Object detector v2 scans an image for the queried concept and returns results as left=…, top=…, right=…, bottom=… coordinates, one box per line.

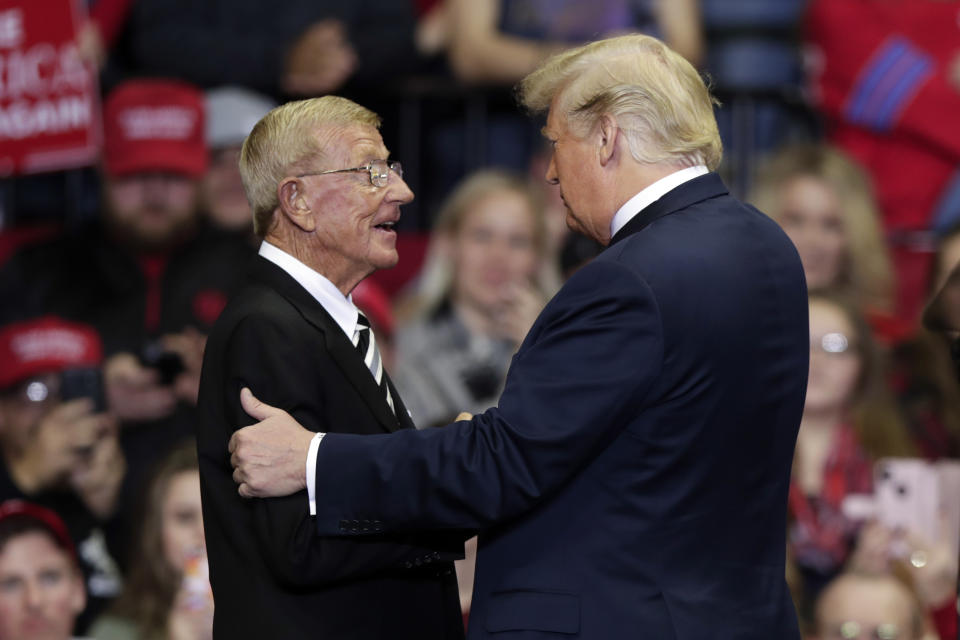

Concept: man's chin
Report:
left=373, top=251, right=400, bottom=271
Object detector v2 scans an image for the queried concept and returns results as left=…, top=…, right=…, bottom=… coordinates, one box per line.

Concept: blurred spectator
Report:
left=0, top=79, right=253, bottom=511
left=393, top=170, right=547, bottom=428
left=789, top=293, right=915, bottom=610
left=119, top=1, right=420, bottom=98
left=846, top=516, right=958, bottom=640
left=0, top=317, right=123, bottom=632
left=77, top=0, right=133, bottom=69
left=0, top=501, right=88, bottom=640
left=202, top=87, right=276, bottom=236
left=751, top=146, right=960, bottom=459
left=813, top=572, right=927, bottom=640
left=447, top=0, right=703, bottom=85
left=886, top=227, right=960, bottom=460
left=805, top=0, right=960, bottom=323
left=90, top=443, right=211, bottom=640
left=750, top=144, right=895, bottom=321
left=926, top=223, right=960, bottom=339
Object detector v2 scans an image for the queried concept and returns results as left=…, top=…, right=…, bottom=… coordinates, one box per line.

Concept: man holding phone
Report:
left=0, top=316, right=124, bottom=632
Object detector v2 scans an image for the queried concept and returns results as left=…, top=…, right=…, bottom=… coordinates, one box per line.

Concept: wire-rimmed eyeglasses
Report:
left=297, top=159, right=402, bottom=188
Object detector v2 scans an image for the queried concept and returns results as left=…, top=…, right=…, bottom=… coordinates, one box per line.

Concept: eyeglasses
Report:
left=297, top=159, right=402, bottom=188
left=825, top=621, right=901, bottom=639
left=811, top=332, right=856, bottom=355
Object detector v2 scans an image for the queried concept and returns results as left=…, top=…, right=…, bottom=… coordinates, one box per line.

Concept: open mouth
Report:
left=374, top=221, right=397, bottom=232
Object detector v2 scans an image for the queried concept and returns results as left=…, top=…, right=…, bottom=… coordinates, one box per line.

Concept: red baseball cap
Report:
left=103, top=79, right=209, bottom=178
left=0, top=317, right=103, bottom=390
left=0, top=500, right=77, bottom=561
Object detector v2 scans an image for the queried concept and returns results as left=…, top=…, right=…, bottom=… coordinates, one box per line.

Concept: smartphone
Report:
left=140, top=339, right=185, bottom=385
left=874, top=458, right=960, bottom=558
left=59, top=366, right=106, bottom=413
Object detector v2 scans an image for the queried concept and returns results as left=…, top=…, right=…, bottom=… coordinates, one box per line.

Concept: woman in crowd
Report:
left=789, top=293, right=915, bottom=621
left=888, top=225, right=960, bottom=459
left=90, top=442, right=212, bottom=640
left=750, top=144, right=895, bottom=320
left=394, top=170, right=548, bottom=429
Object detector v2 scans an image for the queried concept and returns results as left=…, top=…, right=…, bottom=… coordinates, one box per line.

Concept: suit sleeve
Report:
left=312, top=259, right=664, bottom=534
left=221, top=314, right=463, bottom=588
left=805, top=0, right=960, bottom=160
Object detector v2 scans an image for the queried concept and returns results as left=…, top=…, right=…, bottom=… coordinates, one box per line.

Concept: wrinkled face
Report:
left=0, top=532, right=85, bottom=640
left=777, top=175, right=848, bottom=291
left=543, top=103, right=610, bottom=245
left=160, top=471, right=205, bottom=571
left=105, top=172, right=199, bottom=249
left=451, top=190, right=539, bottom=311
left=300, top=124, right=414, bottom=291
left=806, top=299, right=862, bottom=415
left=817, top=577, right=917, bottom=640
left=202, top=146, right=252, bottom=231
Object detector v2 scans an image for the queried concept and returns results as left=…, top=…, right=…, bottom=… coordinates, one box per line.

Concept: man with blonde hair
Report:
left=231, top=35, right=809, bottom=638
left=196, top=95, right=465, bottom=639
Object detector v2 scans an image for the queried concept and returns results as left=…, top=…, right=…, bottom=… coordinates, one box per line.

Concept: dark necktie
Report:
left=353, top=312, right=395, bottom=415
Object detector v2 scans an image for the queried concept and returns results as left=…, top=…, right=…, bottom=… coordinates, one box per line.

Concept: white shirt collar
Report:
left=258, top=240, right=359, bottom=340
left=610, top=165, right=709, bottom=239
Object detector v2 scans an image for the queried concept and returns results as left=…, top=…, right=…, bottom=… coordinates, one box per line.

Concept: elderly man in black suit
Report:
left=196, top=96, right=464, bottom=639
left=229, top=35, right=810, bottom=639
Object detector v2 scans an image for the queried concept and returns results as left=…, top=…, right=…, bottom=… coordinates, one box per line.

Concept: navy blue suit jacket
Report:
left=313, top=174, right=809, bottom=638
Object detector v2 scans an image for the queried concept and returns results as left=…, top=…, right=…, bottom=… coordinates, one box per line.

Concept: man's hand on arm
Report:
left=229, top=388, right=314, bottom=499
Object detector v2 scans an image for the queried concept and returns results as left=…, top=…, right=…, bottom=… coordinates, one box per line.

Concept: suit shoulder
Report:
left=208, top=282, right=308, bottom=344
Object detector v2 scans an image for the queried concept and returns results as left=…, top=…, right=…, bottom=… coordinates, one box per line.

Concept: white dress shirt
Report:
left=258, top=241, right=358, bottom=516
left=609, top=165, right=709, bottom=239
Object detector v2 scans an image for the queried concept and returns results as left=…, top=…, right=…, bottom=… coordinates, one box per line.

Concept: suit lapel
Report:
left=609, top=173, right=729, bottom=246
left=248, top=256, right=405, bottom=433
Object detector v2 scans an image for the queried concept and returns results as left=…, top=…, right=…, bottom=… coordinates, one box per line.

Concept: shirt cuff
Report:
left=306, top=432, right=325, bottom=516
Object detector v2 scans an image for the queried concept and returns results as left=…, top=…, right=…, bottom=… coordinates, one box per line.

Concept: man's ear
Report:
left=597, top=115, right=619, bottom=167
left=277, top=178, right=317, bottom=233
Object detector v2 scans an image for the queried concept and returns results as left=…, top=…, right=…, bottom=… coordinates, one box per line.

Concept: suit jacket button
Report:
left=404, top=561, right=413, bottom=569
left=432, top=551, right=440, bottom=560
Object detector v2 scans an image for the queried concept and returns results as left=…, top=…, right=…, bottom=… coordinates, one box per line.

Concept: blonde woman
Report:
left=394, top=169, right=548, bottom=428
left=750, top=144, right=895, bottom=316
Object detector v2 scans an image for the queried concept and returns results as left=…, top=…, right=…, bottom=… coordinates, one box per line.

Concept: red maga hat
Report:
left=0, top=316, right=103, bottom=390
left=103, top=79, right=208, bottom=178
left=0, top=500, right=77, bottom=561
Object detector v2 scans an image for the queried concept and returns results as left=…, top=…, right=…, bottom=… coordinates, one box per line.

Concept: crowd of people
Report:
left=1, top=0, right=958, bottom=639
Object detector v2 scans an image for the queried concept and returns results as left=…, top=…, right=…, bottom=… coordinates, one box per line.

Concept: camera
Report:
left=140, top=340, right=186, bottom=385
left=60, top=366, right=107, bottom=413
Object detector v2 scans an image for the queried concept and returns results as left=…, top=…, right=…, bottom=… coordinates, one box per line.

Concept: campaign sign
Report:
left=0, top=0, right=99, bottom=176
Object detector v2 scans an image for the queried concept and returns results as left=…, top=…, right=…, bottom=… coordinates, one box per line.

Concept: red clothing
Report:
left=88, top=0, right=132, bottom=46
left=788, top=424, right=873, bottom=574
left=805, top=0, right=960, bottom=322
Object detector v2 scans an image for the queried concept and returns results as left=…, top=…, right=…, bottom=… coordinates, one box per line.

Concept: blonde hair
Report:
left=397, top=170, right=546, bottom=321
left=751, top=144, right=894, bottom=312
left=239, top=96, right=381, bottom=237
left=518, top=34, right=722, bottom=170
left=809, top=292, right=915, bottom=459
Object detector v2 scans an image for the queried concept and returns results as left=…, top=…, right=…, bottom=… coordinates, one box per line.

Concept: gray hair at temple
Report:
left=518, top=34, right=722, bottom=171
left=239, top=96, right=381, bottom=237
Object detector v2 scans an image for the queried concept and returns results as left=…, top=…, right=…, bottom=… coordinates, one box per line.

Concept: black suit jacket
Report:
left=311, top=174, right=808, bottom=638
left=197, top=256, right=465, bottom=639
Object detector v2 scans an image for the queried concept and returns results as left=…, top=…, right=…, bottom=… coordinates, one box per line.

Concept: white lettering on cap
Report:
left=119, top=106, right=196, bottom=141
left=11, top=329, right=88, bottom=363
